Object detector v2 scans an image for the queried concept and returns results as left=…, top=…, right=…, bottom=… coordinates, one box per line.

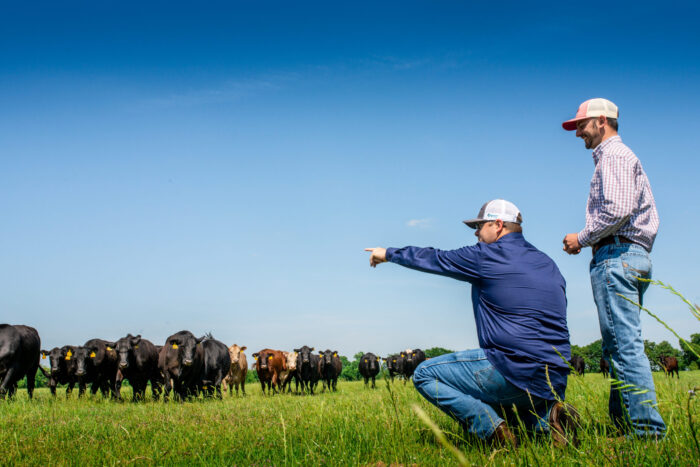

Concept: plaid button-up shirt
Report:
left=577, top=135, right=659, bottom=252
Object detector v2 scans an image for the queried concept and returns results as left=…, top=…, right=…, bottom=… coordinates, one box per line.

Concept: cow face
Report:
left=109, top=334, right=142, bottom=370
left=228, top=344, right=247, bottom=366
left=284, top=351, right=297, bottom=371
left=74, top=347, right=90, bottom=377
left=253, top=350, right=275, bottom=370
left=320, top=350, right=333, bottom=366
left=294, top=346, right=314, bottom=367
left=364, top=353, right=378, bottom=371
left=41, top=347, right=66, bottom=376
left=169, top=334, right=204, bottom=367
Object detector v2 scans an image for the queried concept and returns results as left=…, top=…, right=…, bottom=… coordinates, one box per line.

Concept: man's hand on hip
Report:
left=365, top=247, right=387, bottom=267
left=563, top=234, right=582, bottom=255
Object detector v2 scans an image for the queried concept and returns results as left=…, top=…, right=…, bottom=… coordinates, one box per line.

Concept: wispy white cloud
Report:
left=137, top=72, right=299, bottom=109
left=406, top=218, right=432, bottom=228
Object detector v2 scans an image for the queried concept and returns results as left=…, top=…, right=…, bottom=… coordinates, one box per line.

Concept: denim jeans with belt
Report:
left=590, top=240, right=666, bottom=436
left=413, top=349, right=554, bottom=440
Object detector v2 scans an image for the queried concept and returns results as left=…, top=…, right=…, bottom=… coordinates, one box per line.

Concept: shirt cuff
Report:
left=577, top=230, right=590, bottom=247
left=385, top=247, right=397, bottom=262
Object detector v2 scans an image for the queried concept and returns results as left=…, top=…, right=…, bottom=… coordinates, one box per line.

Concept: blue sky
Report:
left=2, top=1, right=699, bottom=358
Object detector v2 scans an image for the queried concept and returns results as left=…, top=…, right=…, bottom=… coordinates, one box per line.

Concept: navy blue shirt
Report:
left=386, top=232, right=570, bottom=400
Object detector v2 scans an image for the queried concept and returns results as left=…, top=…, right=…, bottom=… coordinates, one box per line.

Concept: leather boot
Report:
left=549, top=402, right=580, bottom=447
left=489, top=422, right=518, bottom=448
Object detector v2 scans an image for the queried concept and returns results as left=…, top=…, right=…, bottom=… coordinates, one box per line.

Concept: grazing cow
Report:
left=105, top=334, right=162, bottom=401
left=658, top=355, right=679, bottom=378
left=0, top=324, right=41, bottom=399
left=319, top=350, right=342, bottom=392
left=222, top=344, right=248, bottom=396
left=40, top=346, right=78, bottom=397
left=294, top=346, right=320, bottom=394
left=159, top=331, right=205, bottom=401
left=358, top=353, right=380, bottom=388
left=198, top=337, right=231, bottom=398
left=385, top=354, right=404, bottom=381
left=600, top=357, right=611, bottom=377
left=279, top=351, right=298, bottom=393
left=74, top=339, right=119, bottom=398
left=252, top=349, right=286, bottom=395
left=570, top=356, right=585, bottom=376
left=401, top=348, right=426, bottom=381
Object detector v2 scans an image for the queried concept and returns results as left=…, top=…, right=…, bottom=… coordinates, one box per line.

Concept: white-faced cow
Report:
left=105, top=334, right=163, bottom=402
left=358, top=352, right=380, bottom=388
left=279, top=351, right=298, bottom=393
left=319, top=349, right=342, bottom=392
left=294, top=346, right=320, bottom=394
left=222, top=344, right=248, bottom=396
left=40, top=345, right=78, bottom=398
left=159, top=331, right=205, bottom=402
left=0, top=324, right=41, bottom=399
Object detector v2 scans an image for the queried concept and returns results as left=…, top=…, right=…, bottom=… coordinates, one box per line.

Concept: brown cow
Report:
left=600, top=357, right=611, bottom=377
left=658, top=355, right=679, bottom=378
left=252, top=349, right=286, bottom=395
left=222, top=344, right=248, bottom=396
left=279, top=351, right=298, bottom=393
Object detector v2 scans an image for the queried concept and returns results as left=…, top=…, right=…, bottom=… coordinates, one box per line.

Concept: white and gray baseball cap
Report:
left=463, top=199, right=523, bottom=229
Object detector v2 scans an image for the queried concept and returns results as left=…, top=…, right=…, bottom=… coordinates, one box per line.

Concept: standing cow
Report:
left=106, top=334, right=162, bottom=401
left=384, top=354, right=404, bottom=382
left=658, top=355, right=679, bottom=378
left=600, top=357, right=611, bottom=377
left=159, top=331, right=205, bottom=402
left=401, top=348, right=426, bottom=381
left=74, top=339, right=119, bottom=398
left=198, top=337, right=231, bottom=398
left=279, top=351, right=298, bottom=393
left=294, top=346, right=320, bottom=394
left=570, top=356, right=585, bottom=376
left=222, top=344, right=248, bottom=396
left=319, top=350, right=342, bottom=392
left=358, top=352, right=380, bottom=388
left=40, top=346, right=78, bottom=398
left=0, top=324, right=41, bottom=399
left=252, top=349, right=286, bottom=395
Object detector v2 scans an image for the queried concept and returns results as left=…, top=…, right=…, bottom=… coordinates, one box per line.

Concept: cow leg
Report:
left=115, top=371, right=124, bottom=401
left=0, top=366, right=18, bottom=398
left=50, top=381, right=57, bottom=397
left=66, top=382, right=75, bottom=399
left=372, top=376, right=376, bottom=388
left=26, top=365, right=38, bottom=399
left=364, top=376, right=368, bottom=387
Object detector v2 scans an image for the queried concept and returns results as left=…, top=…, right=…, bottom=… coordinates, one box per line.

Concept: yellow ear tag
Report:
left=134, top=345, right=139, bottom=349
left=42, top=353, right=46, bottom=359
left=203, top=385, right=208, bottom=390
left=172, top=344, right=178, bottom=349
left=333, top=353, right=337, bottom=357
left=268, top=355, right=273, bottom=359
left=364, top=359, right=368, bottom=363
left=254, top=356, right=258, bottom=361
left=65, top=350, right=73, bottom=361
left=90, top=351, right=96, bottom=358
left=106, top=346, right=112, bottom=351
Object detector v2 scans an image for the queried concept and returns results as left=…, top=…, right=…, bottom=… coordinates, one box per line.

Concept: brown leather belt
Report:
left=592, top=235, right=635, bottom=255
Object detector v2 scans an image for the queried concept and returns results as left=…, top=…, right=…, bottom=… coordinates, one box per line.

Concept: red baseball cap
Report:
left=562, top=98, right=619, bottom=131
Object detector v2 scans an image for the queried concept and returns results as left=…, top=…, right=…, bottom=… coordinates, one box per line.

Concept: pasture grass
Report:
left=2, top=371, right=699, bottom=466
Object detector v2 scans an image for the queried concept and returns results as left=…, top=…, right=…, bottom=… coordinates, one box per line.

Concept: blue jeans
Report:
left=413, top=349, right=554, bottom=440
left=590, top=240, right=666, bottom=436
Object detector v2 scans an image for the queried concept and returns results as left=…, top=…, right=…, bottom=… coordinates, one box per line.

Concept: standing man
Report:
left=562, top=98, right=666, bottom=437
left=366, top=200, right=578, bottom=447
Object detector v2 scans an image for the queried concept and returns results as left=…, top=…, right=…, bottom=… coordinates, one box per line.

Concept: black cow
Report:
left=570, top=356, right=585, bottom=376
left=600, top=357, right=611, bottom=377
left=106, top=334, right=163, bottom=401
left=198, top=337, right=231, bottom=398
left=0, top=324, right=41, bottom=399
left=401, top=348, right=426, bottom=381
left=74, top=339, right=119, bottom=398
left=319, top=350, right=342, bottom=392
left=159, top=331, right=205, bottom=401
left=385, top=354, right=404, bottom=381
left=658, top=355, right=679, bottom=378
left=358, top=353, right=380, bottom=388
left=40, top=346, right=78, bottom=397
left=294, top=346, right=320, bottom=394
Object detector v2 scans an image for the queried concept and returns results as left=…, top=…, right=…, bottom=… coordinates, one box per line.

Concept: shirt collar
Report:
left=592, top=135, right=622, bottom=164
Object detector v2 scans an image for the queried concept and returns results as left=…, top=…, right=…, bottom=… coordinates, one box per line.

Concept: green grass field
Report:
left=2, top=371, right=699, bottom=466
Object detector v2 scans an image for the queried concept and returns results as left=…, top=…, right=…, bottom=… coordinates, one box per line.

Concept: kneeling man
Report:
left=366, top=199, right=578, bottom=447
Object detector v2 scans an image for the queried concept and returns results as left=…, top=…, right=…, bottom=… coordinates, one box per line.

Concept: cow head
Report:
left=228, top=344, right=247, bottom=366
left=253, top=349, right=276, bottom=371
left=294, top=346, right=314, bottom=367
left=107, top=334, right=142, bottom=370
left=320, top=349, right=334, bottom=366
left=168, top=332, right=204, bottom=367
left=284, top=351, right=297, bottom=371
left=363, top=353, right=378, bottom=371
left=74, top=347, right=90, bottom=377
left=41, top=347, right=64, bottom=376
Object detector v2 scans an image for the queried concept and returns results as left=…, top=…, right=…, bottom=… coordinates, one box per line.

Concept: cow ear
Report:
left=293, top=348, right=300, bottom=352
left=241, top=346, right=247, bottom=351
left=196, top=335, right=206, bottom=344
left=252, top=353, right=258, bottom=359
left=310, top=347, right=314, bottom=351
left=104, top=341, right=117, bottom=349
left=131, top=335, right=142, bottom=346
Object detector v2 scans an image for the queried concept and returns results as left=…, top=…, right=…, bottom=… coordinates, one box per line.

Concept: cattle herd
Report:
left=0, top=323, right=429, bottom=401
